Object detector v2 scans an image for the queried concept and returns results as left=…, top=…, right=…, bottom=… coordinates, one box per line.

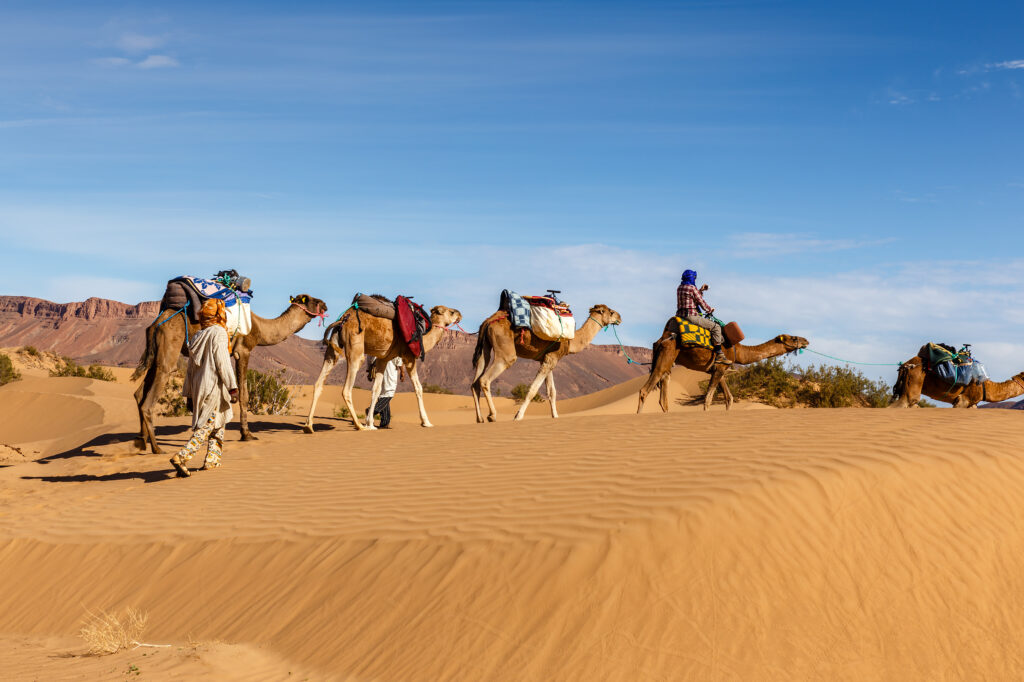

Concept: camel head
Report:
left=773, top=334, right=809, bottom=352
left=588, top=304, right=622, bottom=327
left=430, top=305, right=463, bottom=328
left=289, top=294, right=328, bottom=316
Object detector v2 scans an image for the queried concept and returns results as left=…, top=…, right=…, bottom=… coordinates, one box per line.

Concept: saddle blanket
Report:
left=499, top=290, right=531, bottom=329
left=524, top=296, right=574, bottom=341
left=674, top=317, right=713, bottom=349
left=395, top=295, right=432, bottom=359
left=164, top=276, right=253, bottom=336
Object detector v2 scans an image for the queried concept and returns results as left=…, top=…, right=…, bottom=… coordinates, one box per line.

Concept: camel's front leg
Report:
left=721, top=376, right=734, bottom=410
left=405, top=361, right=433, bottom=427
left=704, top=366, right=725, bottom=411
left=545, top=371, right=558, bottom=418
left=364, top=363, right=386, bottom=429
left=514, top=356, right=557, bottom=421
left=342, top=352, right=367, bottom=430
left=470, top=342, right=490, bottom=424
left=303, top=351, right=336, bottom=434
left=658, top=374, right=671, bottom=413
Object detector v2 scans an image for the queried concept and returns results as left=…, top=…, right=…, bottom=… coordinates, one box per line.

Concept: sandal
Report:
left=169, top=456, right=190, bottom=478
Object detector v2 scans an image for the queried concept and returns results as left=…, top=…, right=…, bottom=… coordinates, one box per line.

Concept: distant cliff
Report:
left=0, top=296, right=653, bottom=398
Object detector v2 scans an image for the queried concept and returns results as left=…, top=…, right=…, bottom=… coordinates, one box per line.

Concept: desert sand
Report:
left=1, top=367, right=1023, bottom=680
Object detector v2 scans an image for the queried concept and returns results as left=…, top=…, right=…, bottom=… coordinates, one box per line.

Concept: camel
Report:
left=636, top=320, right=809, bottom=412
left=891, top=346, right=1024, bottom=408
left=303, top=300, right=462, bottom=432
left=133, top=294, right=328, bottom=453
left=470, top=304, right=622, bottom=422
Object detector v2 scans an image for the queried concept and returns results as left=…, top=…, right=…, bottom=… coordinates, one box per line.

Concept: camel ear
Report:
left=289, top=296, right=295, bottom=303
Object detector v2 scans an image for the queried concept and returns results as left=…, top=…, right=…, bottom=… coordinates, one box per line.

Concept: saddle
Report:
left=160, top=273, right=253, bottom=324
left=395, top=296, right=432, bottom=360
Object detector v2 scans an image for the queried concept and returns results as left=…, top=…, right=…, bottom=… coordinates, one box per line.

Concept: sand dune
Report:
left=2, top=373, right=1024, bottom=680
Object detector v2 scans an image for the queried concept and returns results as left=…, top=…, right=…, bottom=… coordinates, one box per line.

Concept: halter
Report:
left=290, top=299, right=327, bottom=327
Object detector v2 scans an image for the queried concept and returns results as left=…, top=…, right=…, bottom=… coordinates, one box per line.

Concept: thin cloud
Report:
left=988, top=59, right=1024, bottom=71
left=728, top=233, right=894, bottom=258
left=117, top=32, right=165, bottom=52
left=93, top=57, right=132, bottom=67
left=137, top=55, right=179, bottom=69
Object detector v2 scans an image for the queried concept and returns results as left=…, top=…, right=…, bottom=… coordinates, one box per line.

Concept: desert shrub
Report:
left=918, top=397, right=937, bottom=408
left=158, top=371, right=189, bottom=416
left=422, top=383, right=453, bottom=394
left=511, top=383, right=544, bottom=403
left=246, top=368, right=293, bottom=415
left=333, top=406, right=365, bottom=420
left=21, top=345, right=40, bottom=357
left=50, top=356, right=116, bottom=381
left=0, top=354, right=20, bottom=386
left=79, top=607, right=148, bottom=656
left=714, top=359, right=892, bottom=408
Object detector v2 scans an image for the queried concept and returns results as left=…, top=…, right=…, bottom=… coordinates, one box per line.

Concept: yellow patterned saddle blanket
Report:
left=673, top=317, right=713, bottom=349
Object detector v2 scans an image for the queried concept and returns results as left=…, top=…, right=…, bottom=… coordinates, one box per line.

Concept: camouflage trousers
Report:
left=176, top=414, right=224, bottom=468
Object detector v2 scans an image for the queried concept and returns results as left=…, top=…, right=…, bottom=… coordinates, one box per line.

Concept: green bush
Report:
left=159, top=372, right=189, bottom=417
left=50, top=356, right=116, bottom=381
left=21, top=345, right=40, bottom=357
left=714, top=358, right=892, bottom=408
left=246, top=368, right=293, bottom=415
left=0, top=354, right=20, bottom=386
left=333, top=406, right=365, bottom=420
left=422, top=384, right=453, bottom=394
left=511, top=383, right=544, bottom=403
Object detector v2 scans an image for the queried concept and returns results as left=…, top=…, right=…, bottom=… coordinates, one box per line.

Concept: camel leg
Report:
left=721, top=376, right=734, bottom=410
left=704, top=366, right=725, bottom=411
left=514, top=356, right=558, bottom=421
left=477, top=357, right=512, bottom=423
left=470, top=341, right=491, bottom=424
left=137, top=319, right=184, bottom=454
left=658, top=374, right=671, bottom=413
left=303, top=350, right=336, bottom=434
left=546, top=371, right=558, bottom=418
left=638, top=342, right=678, bottom=414
left=405, top=360, right=433, bottom=428
left=364, top=363, right=386, bottom=430
left=235, top=349, right=257, bottom=441
left=341, top=350, right=366, bottom=431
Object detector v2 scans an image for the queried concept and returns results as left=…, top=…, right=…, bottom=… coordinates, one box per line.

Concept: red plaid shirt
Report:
left=676, top=283, right=711, bottom=316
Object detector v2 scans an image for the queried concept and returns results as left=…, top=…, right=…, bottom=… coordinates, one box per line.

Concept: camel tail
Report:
left=892, top=362, right=907, bottom=401
left=322, top=319, right=344, bottom=353
left=131, top=320, right=159, bottom=381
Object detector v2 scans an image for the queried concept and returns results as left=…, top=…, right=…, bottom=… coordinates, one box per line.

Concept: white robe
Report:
left=183, top=325, right=238, bottom=429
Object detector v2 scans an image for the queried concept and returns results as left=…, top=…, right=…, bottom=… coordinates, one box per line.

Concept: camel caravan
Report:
left=132, top=267, right=1020, bottom=460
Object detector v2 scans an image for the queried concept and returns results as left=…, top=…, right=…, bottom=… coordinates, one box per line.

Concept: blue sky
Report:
left=2, top=1, right=1023, bottom=381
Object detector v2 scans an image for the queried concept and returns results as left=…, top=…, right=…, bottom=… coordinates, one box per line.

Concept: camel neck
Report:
left=255, top=305, right=310, bottom=346
left=733, top=340, right=789, bottom=365
left=421, top=323, right=447, bottom=353
left=985, top=374, right=1024, bottom=402
left=568, top=317, right=602, bottom=354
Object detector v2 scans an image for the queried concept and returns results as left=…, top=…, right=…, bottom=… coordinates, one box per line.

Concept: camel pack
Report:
left=160, top=274, right=254, bottom=336
left=524, top=295, right=575, bottom=341
left=395, top=296, right=432, bottom=360
left=925, top=343, right=988, bottom=387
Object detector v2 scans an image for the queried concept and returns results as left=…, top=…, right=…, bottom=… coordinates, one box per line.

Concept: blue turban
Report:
left=681, top=270, right=697, bottom=286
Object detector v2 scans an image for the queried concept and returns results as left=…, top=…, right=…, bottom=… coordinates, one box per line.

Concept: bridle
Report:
left=290, top=298, right=327, bottom=326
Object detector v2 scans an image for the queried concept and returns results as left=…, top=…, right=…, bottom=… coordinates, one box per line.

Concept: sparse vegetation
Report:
left=79, top=608, right=148, bottom=656
left=918, top=397, right=938, bottom=408
left=246, top=368, right=293, bottom=415
left=511, top=383, right=545, bottom=403
left=50, top=356, right=116, bottom=381
left=159, top=371, right=189, bottom=416
left=422, top=384, right=453, bottom=394
left=0, top=354, right=20, bottom=386
left=702, top=358, right=893, bottom=408
left=333, top=406, right=365, bottom=420
left=20, top=345, right=40, bottom=357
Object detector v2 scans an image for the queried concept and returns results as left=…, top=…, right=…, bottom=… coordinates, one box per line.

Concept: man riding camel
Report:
left=676, top=269, right=732, bottom=365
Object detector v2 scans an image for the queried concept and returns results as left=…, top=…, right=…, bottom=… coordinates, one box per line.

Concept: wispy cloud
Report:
left=988, top=59, right=1024, bottom=71
left=116, top=32, right=166, bottom=52
left=93, top=57, right=132, bottom=67
left=137, top=55, right=179, bottom=69
left=727, top=233, right=893, bottom=258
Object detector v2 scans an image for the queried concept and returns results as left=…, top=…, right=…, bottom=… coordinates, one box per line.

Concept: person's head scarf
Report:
left=681, top=269, right=697, bottom=286
left=199, top=298, right=228, bottom=331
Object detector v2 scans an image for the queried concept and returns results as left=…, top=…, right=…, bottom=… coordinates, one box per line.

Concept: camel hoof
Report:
left=302, top=424, right=314, bottom=434
left=241, top=432, right=258, bottom=442
left=132, top=438, right=147, bottom=451
left=486, top=415, right=497, bottom=423
left=421, top=422, right=434, bottom=428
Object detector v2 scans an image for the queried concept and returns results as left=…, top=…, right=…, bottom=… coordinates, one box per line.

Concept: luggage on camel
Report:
left=926, top=342, right=982, bottom=387
left=723, top=321, right=745, bottom=347
left=159, top=272, right=254, bottom=336
left=351, top=293, right=396, bottom=320
left=673, top=317, right=713, bottom=348
left=499, top=290, right=531, bottom=329
left=395, top=295, right=432, bottom=360
left=524, top=295, right=574, bottom=341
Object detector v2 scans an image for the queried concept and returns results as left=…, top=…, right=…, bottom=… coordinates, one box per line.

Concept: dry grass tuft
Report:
left=79, top=607, right=149, bottom=656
